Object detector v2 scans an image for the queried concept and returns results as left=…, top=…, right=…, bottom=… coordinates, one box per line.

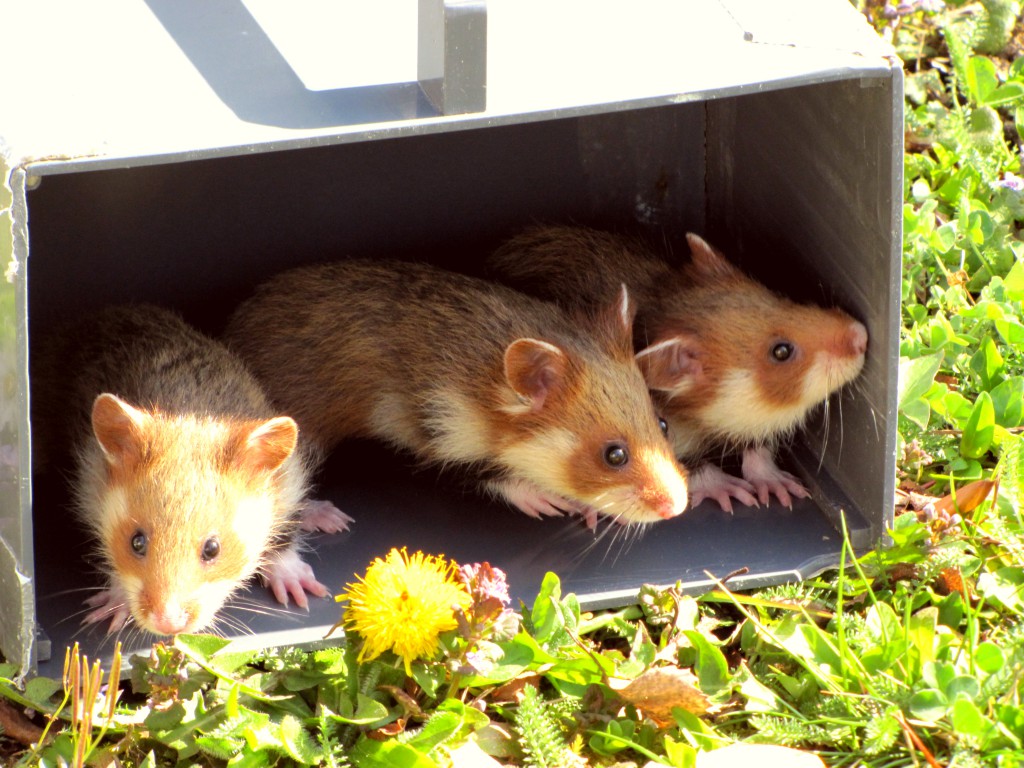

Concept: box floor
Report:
left=31, top=440, right=857, bottom=675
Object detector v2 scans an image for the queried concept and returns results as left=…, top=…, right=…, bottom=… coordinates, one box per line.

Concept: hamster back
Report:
left=225, top=259, right=689, bottom=526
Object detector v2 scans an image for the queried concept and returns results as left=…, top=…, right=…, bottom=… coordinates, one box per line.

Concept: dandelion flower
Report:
left=336, top=548, right=472, bottom=674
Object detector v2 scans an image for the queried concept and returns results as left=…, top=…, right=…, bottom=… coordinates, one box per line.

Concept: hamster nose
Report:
left=148, top=602, right=195, bottom=636
left=847, top=321, right=868, bottom=357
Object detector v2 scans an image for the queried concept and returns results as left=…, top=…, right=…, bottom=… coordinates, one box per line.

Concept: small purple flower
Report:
left=993, top=173, right=1024, bottom=192
left=919, top=0, right=944, bottom=12
left=881, top=4, right=900, bottom=19
left=458, top=562, right=512, bottom=607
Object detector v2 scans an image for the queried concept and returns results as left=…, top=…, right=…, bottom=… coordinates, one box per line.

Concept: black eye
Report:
left=771, top=342, right=794, bottom=362
left=658, top=417, right=669, bottom=437
left=130, top=530, right=147, bottom=557
left=604, top=443, right=629, bottom=468
left=201, top=537, right=220, bottom=562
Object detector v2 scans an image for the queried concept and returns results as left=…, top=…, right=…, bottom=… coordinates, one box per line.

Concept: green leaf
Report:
left=995, top=318, right=1024, bottom=345
left=909, top=688, right=948, bottom=722
left=351, top=736, right=441, bottom=767
left=975, top=641, right=1006, bottom=674
left=969, top=335, right=1004, bottom=389
left=174, top=634, right=233, bottom=661
left=734, top=662, right=781, bottom=713
left=407, top=711, right=463, bottom=753
left=1003, top=259, right=1024, bottom=301
left=458, top=636, right=536, bottom=687
left=902, top=397, right=932, bottom=431
left=899, top=354, right=943, bottom=411
left=278, top=714, right=321, bottom=764
left=977, top=567, right=1024, bottom=612
left=529, top=572, right=563, bottom=643
left=907, top=607, right=938, bottom=675
left=931, top=222, right=957, bottom=252
left=951, top=696, right=989, bottom=737
left=24, top=677, right=63, bottom=708
left=986, top=83, right=1024, bottom=107
left=966, top=56, right=999, bottom=104
left=332, top=692, right=391, bottom=725
left=991, top=377, right=1024, bottom=427
left=145, top=701, right=188, bottom=732
left=961, top=391, right=996, bottom=459
left=228, top=749, right=275, bottom=768
left=682, top=630, right=730, bottom=697
left=945, top=675, right=981, bottom=701
left=196, top=735, right=244, bottom=761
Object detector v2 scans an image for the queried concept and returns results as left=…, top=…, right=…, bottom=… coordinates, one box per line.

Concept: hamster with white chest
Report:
left=488, top=225, right=868, bottom=512
left=32, top=304, right=352, bottom=636
left=223, top=259, right=689, bottom=529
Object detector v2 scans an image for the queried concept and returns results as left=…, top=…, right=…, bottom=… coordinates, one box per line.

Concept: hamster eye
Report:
left=771, top=342, right=795, bottom=362
left=657, top=417, right=669, bottom=437
left=130, top=530, right=147, bottom=557
left=604, top=443, right=630, bottom=468
left=201, top=537, right=221, bottom=563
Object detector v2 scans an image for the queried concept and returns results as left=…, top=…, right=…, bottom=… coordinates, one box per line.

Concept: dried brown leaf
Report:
left=608, top=666, right=709, bottom=723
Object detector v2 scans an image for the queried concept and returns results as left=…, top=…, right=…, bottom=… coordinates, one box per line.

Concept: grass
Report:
left=7, top=1, right=1024, bottom=766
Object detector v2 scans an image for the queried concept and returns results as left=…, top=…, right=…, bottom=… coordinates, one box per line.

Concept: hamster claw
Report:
left=262, top=547, right=331, bottom=609
left=688, top=462, right=758, bottom=513
left=82, top=589, right=131, bottom=634
left=299, top=498, right=354, bottom=533
left=741, top=447, right=811, bottom=510
left=486, top=477, right=574, bottom=519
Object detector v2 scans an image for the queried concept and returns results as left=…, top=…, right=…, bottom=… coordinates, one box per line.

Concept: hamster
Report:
left=31, top=305, right=352, bottom=636
left=487, top=225, right=868, bottom=512
left=223, top=259, right=689, bottom=528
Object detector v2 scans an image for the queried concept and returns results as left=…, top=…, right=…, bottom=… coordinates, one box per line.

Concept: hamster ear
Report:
left=235, top=417, right=299, bottom=474
left=686, top=233, right=740, bottom=281
left=613, top=284, right=635, bottom=334
left=635, top=335, right=704, bottom=392
left=91, top=393, right=151, bottom=469
left=592, top=284, right=636, bottom=353
left=504, top=338, right=567, bottom=412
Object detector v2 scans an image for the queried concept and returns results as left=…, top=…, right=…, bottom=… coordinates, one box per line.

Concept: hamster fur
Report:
left=32, top=305, right=351, bottom=636
left=224, top=259, right=689, bottom=528
left=488, top=225, right=868, bottom=511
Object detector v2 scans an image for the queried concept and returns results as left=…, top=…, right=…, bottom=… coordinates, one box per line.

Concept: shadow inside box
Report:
left=30, top=438, right=848, bottom=675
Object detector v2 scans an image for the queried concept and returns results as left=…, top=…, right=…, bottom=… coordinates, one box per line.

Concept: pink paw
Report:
left=83, top=586, right=131, bottom=634
left=261, top=547, right=329, bottom=609
left=487, top=477, right=582, bottom=519
left=688, top=462, right=758, bottom=513
left=299, top=498, right=354, bottom=534
left=742, top=447, right=811, bottom=509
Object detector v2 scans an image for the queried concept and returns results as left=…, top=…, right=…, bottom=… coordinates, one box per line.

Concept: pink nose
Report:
left=148, top=603, right=194, bottom=636
left=847, top=321, right=868, bottom=357
left=657, top=498, right=685, bottom=519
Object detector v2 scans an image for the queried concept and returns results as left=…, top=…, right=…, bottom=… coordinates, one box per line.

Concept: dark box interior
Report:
left=25, top=86, right=899, bottom=673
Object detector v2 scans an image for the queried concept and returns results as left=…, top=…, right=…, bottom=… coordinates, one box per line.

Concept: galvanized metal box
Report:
left=0, top=0, right=902, bottom=675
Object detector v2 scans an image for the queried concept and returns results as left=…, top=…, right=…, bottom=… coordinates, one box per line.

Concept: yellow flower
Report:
left=335, top=548, right=472, bottom=674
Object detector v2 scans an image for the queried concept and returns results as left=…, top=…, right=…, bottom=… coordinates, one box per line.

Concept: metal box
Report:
left=0, top=0, right=902, bottom=675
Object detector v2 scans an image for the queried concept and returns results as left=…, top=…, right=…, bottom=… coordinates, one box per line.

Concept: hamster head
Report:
left=86, top=393, right=300, bottom=636
left=496, top=286, right=689, bottom=525
left=636, top=234, right=868, bottom=453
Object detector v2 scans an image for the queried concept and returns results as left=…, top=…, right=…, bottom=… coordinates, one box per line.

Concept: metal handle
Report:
left=418, top=0, right=487, bottom=115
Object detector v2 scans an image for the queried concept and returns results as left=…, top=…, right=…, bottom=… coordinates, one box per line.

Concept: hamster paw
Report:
left=688, top=462, right=758, bottom=513
left=486, top=477, right=578, bottom=519
left=741, top=446, right=811, bottom=509
left=299, top=499, right=354, bottom=534
left=262, top=547, right=330, bottom=609
left=82, top=588, right=131, bottom=634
